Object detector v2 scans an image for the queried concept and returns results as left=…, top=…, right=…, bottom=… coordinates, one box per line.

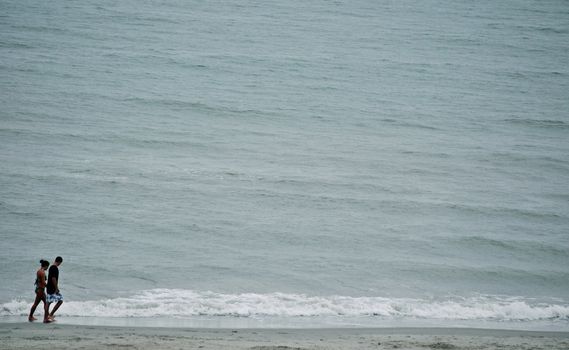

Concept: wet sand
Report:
left=1, top=323, right=568, bottom=349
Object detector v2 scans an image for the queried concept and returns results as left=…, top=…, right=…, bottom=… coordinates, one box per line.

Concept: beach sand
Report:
left=1, top=323, right=568, bottom=350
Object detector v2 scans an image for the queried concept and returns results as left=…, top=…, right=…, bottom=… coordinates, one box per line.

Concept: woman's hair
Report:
left=40, top=259, right=50, bottom=268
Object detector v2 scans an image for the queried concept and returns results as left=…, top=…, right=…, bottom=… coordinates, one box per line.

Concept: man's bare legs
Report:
left=48, top=300, right=63, bottom=320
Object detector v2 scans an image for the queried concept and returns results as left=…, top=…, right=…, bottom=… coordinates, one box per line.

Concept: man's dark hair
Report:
left=55, top=256, right=63, bottom=263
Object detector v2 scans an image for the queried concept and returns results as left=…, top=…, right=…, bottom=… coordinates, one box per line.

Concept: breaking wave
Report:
left=2, top=289, right=568, bottom=322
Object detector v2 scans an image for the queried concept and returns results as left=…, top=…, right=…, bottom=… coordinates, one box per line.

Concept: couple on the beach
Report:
left=28, top=256, right=64, bottom=323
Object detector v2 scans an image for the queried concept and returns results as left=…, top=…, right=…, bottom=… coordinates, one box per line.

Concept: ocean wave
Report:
left=2, top=290, right=568, bottom=321
left=453, top=236, right=569, bottom=258
left=504, top=118, right=569, bottom=128
left=121, top=97, right=269, bottom=116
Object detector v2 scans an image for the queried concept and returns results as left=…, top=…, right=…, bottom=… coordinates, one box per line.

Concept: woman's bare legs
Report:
left=29, top=291, right=51, bottom=323
left=28, top=293, right=41, bottom=321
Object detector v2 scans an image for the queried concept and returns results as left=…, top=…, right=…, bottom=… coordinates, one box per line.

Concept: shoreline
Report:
left=1, top=323, right=568, bottom=350
left=3, top=314, right=568, bottom=332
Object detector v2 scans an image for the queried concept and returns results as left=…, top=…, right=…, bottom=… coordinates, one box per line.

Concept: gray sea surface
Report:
left=1, top=0, right=569, bottom=327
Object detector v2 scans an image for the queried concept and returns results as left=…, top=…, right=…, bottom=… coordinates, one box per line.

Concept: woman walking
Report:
left=28, top=260, right=52, bottom=323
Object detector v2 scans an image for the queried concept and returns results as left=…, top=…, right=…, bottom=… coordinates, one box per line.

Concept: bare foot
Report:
left=48, top=315, right=56, bottom=320
left=43, top=319, right=53, bottom=324
left=28, top=317, right=37, bottom=322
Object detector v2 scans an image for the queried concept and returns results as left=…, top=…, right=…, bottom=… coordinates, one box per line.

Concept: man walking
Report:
left=46, top=256, right=64, bottom=320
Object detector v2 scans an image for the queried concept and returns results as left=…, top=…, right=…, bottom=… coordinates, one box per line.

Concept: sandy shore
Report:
left=1, top=323, right=568, bottom=350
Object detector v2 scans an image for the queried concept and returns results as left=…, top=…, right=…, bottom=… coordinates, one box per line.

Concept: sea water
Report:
left=1, top=0, right=569, bottom=330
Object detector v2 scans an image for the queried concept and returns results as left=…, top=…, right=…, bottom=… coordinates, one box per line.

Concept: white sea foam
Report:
left=2, top=289, right=568, bottom=321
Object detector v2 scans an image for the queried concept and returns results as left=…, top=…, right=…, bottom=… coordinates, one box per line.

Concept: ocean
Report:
left=1, top=0, right=568, bottom=330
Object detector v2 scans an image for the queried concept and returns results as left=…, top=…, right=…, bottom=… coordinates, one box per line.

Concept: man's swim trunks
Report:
left=47, top=293, right=63, bottom=303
